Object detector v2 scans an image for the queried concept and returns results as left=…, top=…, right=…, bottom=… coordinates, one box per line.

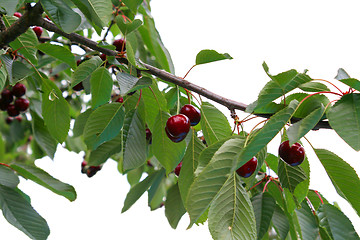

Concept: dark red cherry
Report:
left=116, top=97, right=123, bottom=103
left=86, top=165, right=102, bottom=178
left=165, top=127, right=186, bottom=143
left=12, top=83, right=26, bottom=97
left=145, top=128, right=152, bottom=142
left=1, top=89, right=14, bottom=104
left=100, top=53, right=107, bottom=61
left=5, top=117, right=13, bottom=124
left=7, top=104, right=20, bottom=117
left=72, top=82, right=84, bottom=91
left=165, top=114, right=190, bottom=142
left=236, top=157, right=258, bottom=178
left=180, top=104, right=201, bottom=126
left=0, top=98, right=10, bottom=111
left=113, top=39, right=126, bottom=52
left=278, top=140, right=305, bottom=166
left=14, top=98, right=29, bottom=111
left=15, top=116, right=22, bottom=122
left=174, top=162, right=182, bottom=176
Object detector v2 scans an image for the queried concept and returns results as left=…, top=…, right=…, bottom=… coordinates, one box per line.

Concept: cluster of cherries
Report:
left=0, top=83, right=29, bottom=124
left=235, top=140, right=305, bottom=178
left=165, top=104, right=201, bottom=143
left=81, top=160, right=102, bottom=178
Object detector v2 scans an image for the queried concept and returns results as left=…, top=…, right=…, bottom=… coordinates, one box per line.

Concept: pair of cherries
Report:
left=235, top=140, right=305, bottom=178
left=165, top=104, right=201, bottom=143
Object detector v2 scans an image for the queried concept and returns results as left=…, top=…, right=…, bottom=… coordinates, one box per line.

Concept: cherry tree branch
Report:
left=0, top=6, right=331, bottom=130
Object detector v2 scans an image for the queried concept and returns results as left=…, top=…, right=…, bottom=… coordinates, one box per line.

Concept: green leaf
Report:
left=72, top=56, right=103, bottom=87
left=31, top=111, right=58, bottom=159
left=335, top=68, right=351, bottom=80
left=328, top=93, right=360, bottom=151
left=116, top=71, right=139, bottom=95
left=208, top=173, right=256, bottom=240
left=122, top=169, right=164, bottom=213
left=69, top=0, right=113, bottom=28
left=287, top=104, right=325, bottom=145
left=254, top=64, right=311, bottom=110
left=121, top=0, right=143, bottom=14
left=84, top=103, right=125, bottom=150
left=11, top=163, right=76, bottom=201
left=0, top=64, right=7, bottom=91
left=0, top=185, right=50, bottom=240
left=41, top=0, right=81, bottom=33
left=90, top=67, right=113, bottom=108
left=251, top=192, right=276, bottom=240
left=314, top=148, right=360, bottom=218
left=116, top=16, right=142, bottom=35
left=195, top=49, right=233, bottom=65
left=0, top=55, right=12, bottom=88
left=3, top=16, right=38, bottom=65
left=187, top=138, right=245, bottom=226
left=37, top=43, right=77, bottom=69
left=338, top=78, right=360, bottom=92
left=165, top=183, right=186, bottom=229
left=138, top=16, right=175, bottom=73
left=318, top=204, right=360, bottom=240
left=151, top=111, right=186, bottom=174
left=178, top=129, right=205, bottom=208
left=0, top=165, right=19, bottom=188
left=235, top=100, right=298, bottom=171
left=295, top=201, right=319, bottom=240
left=122, top=108, right=147, bottom=171
left=11, top=61, right=32, bottom=84
left=307, top=190, right=328, bottom=210
left=272, top=205, right=289, bottom=240
left=73, top=108, right=93, bottom=137
left=200, top=102, right=232, bottom=145
left=0, top=0, right=20, bottom=15
left=88, top=132, right=121, bottom=166
left=298, top=81, right=330, bottom=92
left=42, top=77, right=70, bottom=143
left=278, top=160, right=307, bottom=193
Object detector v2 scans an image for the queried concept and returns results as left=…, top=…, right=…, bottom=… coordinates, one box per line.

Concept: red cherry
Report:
left=32, top=26, right=43, bottom=38
left=100, top=53, right=107, bottom=61
left=165, top=114, right=190, bottom=142
left=81, top=160, right=88, bottom=173
left=12, top=83, right=26, bottom=97
left=14, top=98, right=29, bottom=111
left=236, top=157, right=258, bottom=178
left=279, top=140, right=305, bottom=166
left=165, top=127, right=186, bottom=143
left=73, top=82, right=84, bottom=91
left=116, top=97, right=123, bottom=103
left=145, top=128, right=152, bottom=142
left=86, top=165, right=102, bottom=178
left=113, top=39, right=126, bottom=52
left=13, top=12, right=22, bottom=18
left=174, top=162, right=182, bottom=176
left=7, top=104, right=20, bottom=117
left=0, top=98, right=10, bottom=111
left=180, top=104, right=201, bottom=126
left=1, top=89, right=14, bottom=104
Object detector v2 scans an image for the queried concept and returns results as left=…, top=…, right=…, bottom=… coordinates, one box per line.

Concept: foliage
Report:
left=0, top=0, right=359, bottom=239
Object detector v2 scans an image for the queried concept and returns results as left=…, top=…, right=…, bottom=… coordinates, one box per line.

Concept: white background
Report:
left=1, top=0, right=360, bottom=239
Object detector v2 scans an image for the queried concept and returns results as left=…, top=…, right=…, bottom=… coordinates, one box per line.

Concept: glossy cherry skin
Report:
left=145, top=128, right=152, bottom=142
left=33, top=26, right=43, bottom=38
left=7, top=104, right=20, bottom=117
left=113, top=39, right=126, bottom=52
left=165, top=114, right=190, bottom=142
left=116, top=97, right=124, bottom=103
left=100, top=53, right=107, bottom=61
left=12, top=83, right=26, bottom=97
left=278, top=140, right=305, bottom=166
left=165, top=127, right=187, bottom=143
left=174, top=162, right=182, bottom=176
left=236, top=157, right=258, bottom=178
left=1, top=89, right=14, bottom=104
left=14, top=98, right=29, bottom=111
left=13, top=12, right=22, bottom=18
left=180, top=104, right=201, bottom=126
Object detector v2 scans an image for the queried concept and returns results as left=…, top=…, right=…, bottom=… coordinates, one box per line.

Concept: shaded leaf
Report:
left=37, top=43, right=77, bottom=69
left=116, top=16, right=142, bottom=35
left=295, top=201, right=319, bottom=240
left=90, top=67, right=113, bottom=108
left=88, top=132, right=121, bottom=166
left=71, top=56, right=103, bottom=87
left=0, top=165, right=19, bottom=188
left=165, top=183, right=186, bottom=229
left=278, top=160, right=307, bottom=193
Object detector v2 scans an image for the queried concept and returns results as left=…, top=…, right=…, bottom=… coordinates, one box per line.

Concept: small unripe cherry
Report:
left=180, top=104, right=201, bottom=126
left=236, top=157, right=258, bottom=178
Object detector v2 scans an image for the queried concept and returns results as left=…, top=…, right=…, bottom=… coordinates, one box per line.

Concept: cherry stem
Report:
left=313, top=78, right=345, bottom=94
left=183, top=64, right=196, bottom=79
left=136, top=89, right=142, bottom=108
left=249, top=176, right=266, bottom=191
left=262, top=178, right=272, bottom=192
left=0, top=162, right=11, bottom=168
left=305, top=196, right=317, bottom=216
left=314, top=190, right=324, bottom=204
